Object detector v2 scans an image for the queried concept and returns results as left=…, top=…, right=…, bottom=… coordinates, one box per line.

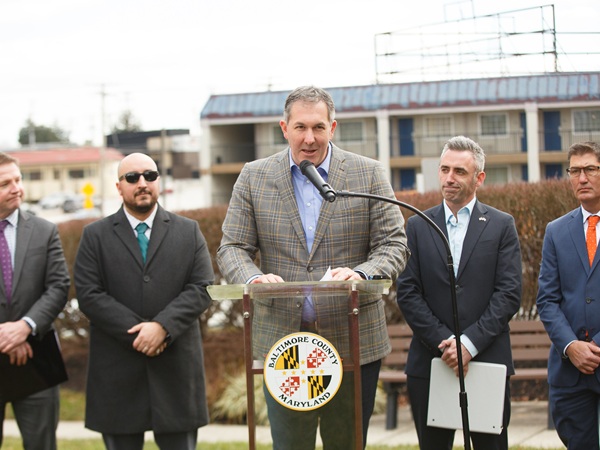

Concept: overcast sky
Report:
left=1, top=0, right=599, bottom=149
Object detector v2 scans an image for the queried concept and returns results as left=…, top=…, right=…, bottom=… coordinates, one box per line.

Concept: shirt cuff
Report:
left=460, top=334, right=478, bottom=358
left=355, top=270, right=368, bottom=280
left=22, top=316, right=37, bottom=336
left=246, top=274, right=262, bottom=284
left=564, top=340, right=576, bottom=358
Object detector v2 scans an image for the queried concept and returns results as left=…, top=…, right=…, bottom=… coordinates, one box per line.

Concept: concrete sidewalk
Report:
left=4, top=401, right=564, bottom=448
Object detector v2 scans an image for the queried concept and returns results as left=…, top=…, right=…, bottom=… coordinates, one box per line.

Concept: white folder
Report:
left=427, top=357, right=506, bottom=434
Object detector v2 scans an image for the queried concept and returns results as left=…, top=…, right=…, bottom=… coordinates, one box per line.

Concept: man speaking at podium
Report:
left=217, top=86, right=409, bottom=449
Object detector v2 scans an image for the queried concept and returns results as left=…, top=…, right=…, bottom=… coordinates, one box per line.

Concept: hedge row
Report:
left=55, top=178, right=578, bottom=337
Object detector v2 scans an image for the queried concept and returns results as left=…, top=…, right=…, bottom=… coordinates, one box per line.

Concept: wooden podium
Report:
left=208, top=279, right=391, bottom=450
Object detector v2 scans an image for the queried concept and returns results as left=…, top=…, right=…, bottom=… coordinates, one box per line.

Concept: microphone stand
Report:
left=335, top=189, right=472, bottom=450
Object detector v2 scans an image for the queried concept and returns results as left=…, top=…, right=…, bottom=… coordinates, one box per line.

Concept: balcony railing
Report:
left=210, top=129, right=600, bottom=167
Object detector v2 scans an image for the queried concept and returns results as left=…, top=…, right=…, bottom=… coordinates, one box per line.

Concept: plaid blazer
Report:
left=217, top=145, right=409, bottom=364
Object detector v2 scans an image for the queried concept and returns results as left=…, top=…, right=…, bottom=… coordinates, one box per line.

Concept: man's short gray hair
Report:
left=283, top=86, right=336, bottom=123
left=441, top=135, right=486, bottom=173
left=567, top=141, right=600, bottom=163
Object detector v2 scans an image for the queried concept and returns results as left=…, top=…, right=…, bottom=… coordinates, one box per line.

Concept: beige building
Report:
left=9, top=142, right=211, bottom=214
left=200, top=72, right=600, bottom=205
left=9, top=146, right=123, bottom=205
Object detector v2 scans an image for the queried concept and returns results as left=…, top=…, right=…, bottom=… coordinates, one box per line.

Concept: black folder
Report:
left=0, top=329, right=68, bottom=402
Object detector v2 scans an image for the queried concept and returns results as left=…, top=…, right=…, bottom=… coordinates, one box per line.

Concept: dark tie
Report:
left=136, top=222, right=149, bottom=263
left=586, top=215, right=599, bottom=267
left=0, top=220, right=13, bottom=304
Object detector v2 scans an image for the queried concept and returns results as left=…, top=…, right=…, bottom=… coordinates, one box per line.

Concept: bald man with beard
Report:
left=75, top=153, right=214, bottom=450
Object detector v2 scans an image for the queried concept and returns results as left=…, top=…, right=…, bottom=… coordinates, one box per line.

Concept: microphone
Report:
left=299, top=160, right=336, bottom=202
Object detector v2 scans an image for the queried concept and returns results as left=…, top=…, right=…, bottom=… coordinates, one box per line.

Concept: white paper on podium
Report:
left=427, top=357, right=507, bottom=434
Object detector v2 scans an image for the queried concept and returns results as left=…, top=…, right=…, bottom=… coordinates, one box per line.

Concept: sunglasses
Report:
left=118, top=170, right=160, bottom=184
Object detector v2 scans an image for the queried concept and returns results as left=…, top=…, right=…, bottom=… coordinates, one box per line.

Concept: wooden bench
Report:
left=379, top=323, right=412, bottom=430
left=379, top=320, right=553, bottom=430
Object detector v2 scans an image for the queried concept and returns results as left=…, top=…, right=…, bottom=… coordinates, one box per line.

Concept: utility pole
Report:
left=160, top=128, right=167, bottom=209
left=99, top=84, right=107, bottom=217
left=27, top=115, right=36, bottom=147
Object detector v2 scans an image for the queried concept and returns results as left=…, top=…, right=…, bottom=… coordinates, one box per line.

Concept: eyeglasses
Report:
left=566, top=166, right=600, bottom=178
left=118, top=170, right=160, bottom=184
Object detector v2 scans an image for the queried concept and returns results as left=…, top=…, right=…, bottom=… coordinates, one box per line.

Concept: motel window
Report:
left=337, top=122, right=364, bottom=142
left=273, top=126, right=287, bottom=145
left=484, top=166, right=509, bottom=185
left=68, top=169, right=85, bottom=179
left=574, top=110, right=600, bottom=133
left=22, top=171, right=42, bottom=181
left=425, top=116, right=453, bottom=138
left=481, top=114, right=508, bottom=136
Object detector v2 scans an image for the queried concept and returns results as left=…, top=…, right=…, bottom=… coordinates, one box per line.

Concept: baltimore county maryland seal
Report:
left=264, top=332, right=343, bottom=411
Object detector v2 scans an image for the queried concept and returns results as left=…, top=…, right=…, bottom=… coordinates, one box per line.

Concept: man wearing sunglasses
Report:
left=74, top=152, right=214, bottom=450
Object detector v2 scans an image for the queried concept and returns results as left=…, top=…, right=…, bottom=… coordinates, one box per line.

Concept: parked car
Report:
left=38, top=192, right=74, bottom=209
left=62, top=194, right=102, bottom=214
left=62, top=195, right=84, bottom=213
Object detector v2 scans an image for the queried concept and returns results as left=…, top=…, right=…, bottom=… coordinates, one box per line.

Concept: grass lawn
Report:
left=0, top=439, right=564, bottom=450
left=2, top=390, right=563, bottom=450
left=4, top=389, right=85, bottom=421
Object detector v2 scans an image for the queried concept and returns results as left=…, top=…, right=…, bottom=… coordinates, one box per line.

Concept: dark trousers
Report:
left=407, top=375, right=511, bottom=450
left=264, top=359, right=381, bottom=450
left=102, top=430, right=198, bottom=450
left=0, top=385, right=59, bottom=450
left=549, top=373, right=600, bottom=450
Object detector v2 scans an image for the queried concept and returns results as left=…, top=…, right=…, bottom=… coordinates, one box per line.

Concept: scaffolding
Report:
left=374, top=3, right=600, bottom=84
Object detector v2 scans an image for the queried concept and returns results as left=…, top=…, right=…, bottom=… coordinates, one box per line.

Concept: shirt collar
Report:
left=444, top=197, right=476, bottom=224
left=124, top=205, right=158, bottom=231
left=289, top=142, right=332, bottom=176
left=581, top=206, right=600, bottom=223
left=4, top=209, right=19, bottom=227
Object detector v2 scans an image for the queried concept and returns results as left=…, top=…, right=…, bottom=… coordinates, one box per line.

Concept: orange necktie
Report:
left=586, top=215, right=599, bottom=267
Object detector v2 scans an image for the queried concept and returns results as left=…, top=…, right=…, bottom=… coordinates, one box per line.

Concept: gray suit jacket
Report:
left=397, top=201, right=522, bottom=378
left=74, top=205, right=214, bottom=434
left=0, top=210, right=69, bottom=334
left=217, top=145, right=409, bottom=364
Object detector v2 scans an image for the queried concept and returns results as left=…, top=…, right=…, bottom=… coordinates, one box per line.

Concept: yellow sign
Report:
left=82, top=183, right=95, bottom=209
left=82, top=183, right=95, bottom=196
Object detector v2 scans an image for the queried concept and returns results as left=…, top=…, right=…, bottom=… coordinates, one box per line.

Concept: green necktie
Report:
left=135, top=222, right=149, bottom=263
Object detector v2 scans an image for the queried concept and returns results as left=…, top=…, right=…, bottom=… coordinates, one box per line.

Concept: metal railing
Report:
left=209, top=129, right=600, bottom=166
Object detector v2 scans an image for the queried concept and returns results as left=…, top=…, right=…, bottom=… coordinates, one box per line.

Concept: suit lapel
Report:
left=311, top=146, right=343, bottom=258
left=429, top=204, right=451, bottom=264
left=458, top=201, right=488, bottom=278
left=568, top=209, right=591, bottom=273
left=274, top=151, right=309, bottom=253
left=113, top=207, right=145, bottom=268
left=12, top=211, right=33, bottom=296
left=145, top=206, right=169, bottom=265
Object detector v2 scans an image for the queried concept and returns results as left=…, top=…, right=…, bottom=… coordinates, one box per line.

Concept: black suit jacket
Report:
left=75, top=205, right=214, bottom=434
left=397, top=200, right=522, bottom=378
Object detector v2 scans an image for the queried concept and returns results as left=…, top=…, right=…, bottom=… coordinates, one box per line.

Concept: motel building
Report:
left=200, top=72, right=600, bottom=206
